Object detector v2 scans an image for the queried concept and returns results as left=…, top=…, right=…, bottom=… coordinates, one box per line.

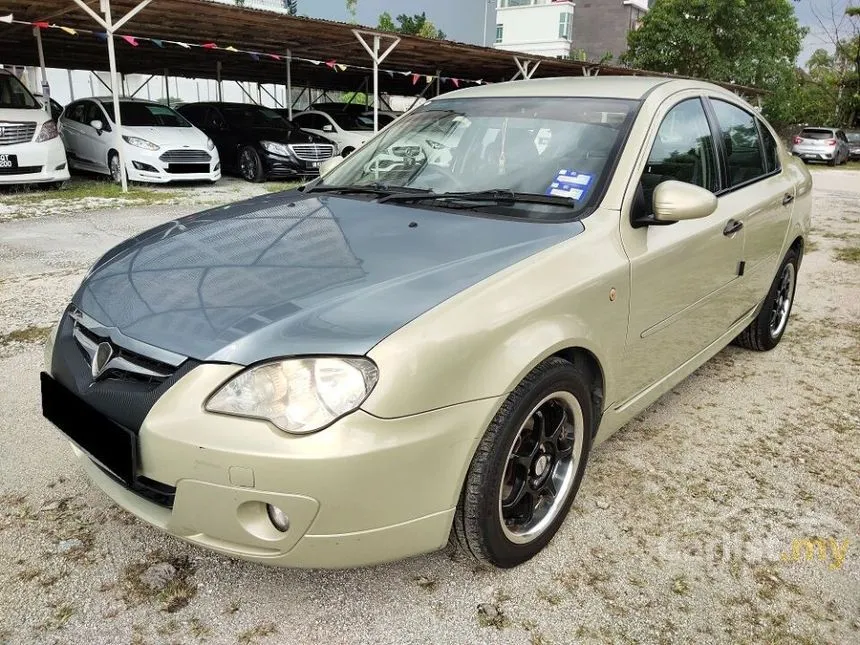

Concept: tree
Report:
left=346, top=0, right=358, bottom=22
left=377, top=11, right=446, bottom=39
left=622, top=0, right=806, bottom=90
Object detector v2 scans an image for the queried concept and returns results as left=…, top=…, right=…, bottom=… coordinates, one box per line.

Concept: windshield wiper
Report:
left=378, top=189, right=577, bottom=209
left=304, top=183, right=432, bottom=197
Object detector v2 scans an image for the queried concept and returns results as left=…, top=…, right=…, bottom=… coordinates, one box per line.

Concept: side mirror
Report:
left=90, top=119, right=104, bottom=134
left=634, top=180, right=717, bottom=227
left=319, top=155, right=345, bottom=176
left=322, top=124, right=335, bottom=133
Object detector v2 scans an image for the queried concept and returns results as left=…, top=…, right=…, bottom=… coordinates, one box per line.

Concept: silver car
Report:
left=791, top=127, right=850, bottom=165
left=846, top=130, right=860, bottom=160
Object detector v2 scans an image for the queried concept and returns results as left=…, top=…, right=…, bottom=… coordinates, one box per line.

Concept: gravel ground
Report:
left=0, top=170, right=858, bottom=645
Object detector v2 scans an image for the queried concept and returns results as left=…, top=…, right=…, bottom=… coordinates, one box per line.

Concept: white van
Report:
left=0, top=69, right=69, bottom=187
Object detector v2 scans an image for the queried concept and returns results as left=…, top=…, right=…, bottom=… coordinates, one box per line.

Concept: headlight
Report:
left=35, top=121, right=59, bottom=142
left=260, top=140, right=291, bottom=157
left=206, top=137, right=215, bottom=151
left=122, top=135, right=159, bottom=151
left=205, top=357, right=378, bottom=434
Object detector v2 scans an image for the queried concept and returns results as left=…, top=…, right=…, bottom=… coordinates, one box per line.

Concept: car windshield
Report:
left=221, top=105, right=288, bottom=129
left=846, top=131, right=860, bottom=143
left=799, top=129, right=835, bottom=140
left=0, top=73, right=39, bottom=109
left=329, top=112, right=376, bottom=131
left=102, top=102, right=191, bottom=127
left=316, top=96, right=638, bottom=219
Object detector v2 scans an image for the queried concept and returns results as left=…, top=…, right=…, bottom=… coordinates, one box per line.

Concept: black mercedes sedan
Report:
left=177, top=102, right=336, bottom=182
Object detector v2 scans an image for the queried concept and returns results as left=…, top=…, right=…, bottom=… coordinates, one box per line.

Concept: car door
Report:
left=59, top=101, right=85, bottom=162
left=706, top=98, right=795, bottom=309
left=617, top=95, right=746, bottom=401
left=204, top=108, right=241, bottom=171
left=77, top=100, right=110, bottom=169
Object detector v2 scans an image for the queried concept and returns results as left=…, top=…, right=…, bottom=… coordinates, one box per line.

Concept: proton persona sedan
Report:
left=41, top=77, right=811, bottom=569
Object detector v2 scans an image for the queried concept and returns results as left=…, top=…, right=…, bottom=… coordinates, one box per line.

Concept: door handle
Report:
left=782, top=193, right=795, bottom=206
left=723, top=219, right=743, bottom=236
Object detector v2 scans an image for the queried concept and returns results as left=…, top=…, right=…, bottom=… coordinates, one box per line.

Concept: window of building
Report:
left=559, top=12, right=572, bottom=40
left=710, top=99, right=767, bottom=188
left=495, top=24, right=504, bottom=43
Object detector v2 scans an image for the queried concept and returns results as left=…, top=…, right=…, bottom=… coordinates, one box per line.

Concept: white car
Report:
left=291, top=110, right=373, bottom=155
left=0, top=69, right=70, bottom=187
left=59, top=98, right=220, bottom=184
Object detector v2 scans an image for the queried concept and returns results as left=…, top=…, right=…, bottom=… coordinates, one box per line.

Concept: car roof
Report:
left=439, top=76, right=730, bottom=101
left=76, top=97, right=169, bottom=106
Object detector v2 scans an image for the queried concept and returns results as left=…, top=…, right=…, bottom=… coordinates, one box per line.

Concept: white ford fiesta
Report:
left=59, top=97, right=221, bottom=184
left=0, top=69, right=70, bottom=187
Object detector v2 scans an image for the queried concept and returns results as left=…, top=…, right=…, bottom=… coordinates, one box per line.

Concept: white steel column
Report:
left=512, top=56, right=541, bottom=81
left=286, top=50, right=293, bottom=120
left=71, top=0, right=153, bottom=192
left=353, top=30, right=400, bottom=133
left=33, top=27, right=50, bottom=111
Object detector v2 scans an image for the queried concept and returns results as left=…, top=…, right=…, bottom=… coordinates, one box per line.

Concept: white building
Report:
left=493, top=0, right=650, bottom=62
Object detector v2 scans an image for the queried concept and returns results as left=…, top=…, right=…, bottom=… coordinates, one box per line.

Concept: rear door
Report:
left=618, top=94, right=746, bottom=400
left=706, top=98, right=794, bottom=309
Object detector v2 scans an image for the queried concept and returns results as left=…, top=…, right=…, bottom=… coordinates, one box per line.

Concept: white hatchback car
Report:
left=290, top=110, right=373, bottom=156
left=0, top=69, right=69, bottom=187
left=59, top=98, right=220, bottom=184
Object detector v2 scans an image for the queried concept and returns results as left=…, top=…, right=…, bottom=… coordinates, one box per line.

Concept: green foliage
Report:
left=345, top=0, right=358, bottom=21
left=623, top=0, right=805, bottom=90
left=341, top=91, right=369, bottom=105
left=377, top=11, right=446, bottom=39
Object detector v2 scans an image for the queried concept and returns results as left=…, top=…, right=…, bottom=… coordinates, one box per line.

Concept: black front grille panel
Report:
left=50, top=310, right=199, bottom=434
left=73, top=323, right=175, bottom=385
left=159, top=149, right=211, bottom=163
left=0, top=165, right=41, bottom=175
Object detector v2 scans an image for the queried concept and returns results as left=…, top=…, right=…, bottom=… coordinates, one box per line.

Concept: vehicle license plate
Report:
left=0, top=154, right=17, bottom=168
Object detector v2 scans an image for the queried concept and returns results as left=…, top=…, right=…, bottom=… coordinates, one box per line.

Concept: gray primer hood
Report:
left=74, top=192, right=583, bottom=365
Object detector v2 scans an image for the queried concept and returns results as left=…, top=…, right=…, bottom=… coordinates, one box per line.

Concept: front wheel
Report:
left=453, top=357, right=594, bottom=568
left=108, top=151, right=124, bottom=183
left=238, top=146, right=265, bottom=183
left=734, top=248, right=799, bottom=351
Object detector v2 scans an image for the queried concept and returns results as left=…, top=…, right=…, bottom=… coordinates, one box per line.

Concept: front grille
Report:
left=166, top=163, right=210, bottom=174
left=74, top=323, right=175, bottom=385
left=159, top=149, right=211, bottom=163
left=0, top=122, right=37, bottom=146
left=289, top=143, right=335, bottom=162
left=0, top=165, right=41, bottom=175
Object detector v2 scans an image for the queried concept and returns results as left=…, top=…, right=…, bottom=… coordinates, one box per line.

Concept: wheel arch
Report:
left=551, top=346, right=605, bottom=437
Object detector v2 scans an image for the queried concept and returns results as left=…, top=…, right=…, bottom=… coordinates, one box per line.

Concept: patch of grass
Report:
left=121, top=552, right=197, bottom=613
left=38, top=605, right=74, bottom=631
left=413, top=575, right=437, bottom=592
left=804, top=238, right=819, bottom=253
left=834, top=246, right=860, bottom=264
left=809, top=160, right=860, bottom=171
left=264, top=181, right=303, bottom=194
left=537, top=587, right=563, bottom=606
left=238, top=622, right=278, bottom=644
left=672, top=575, right=690, bottom=595
left=188, top=617, right=211, bottom=640
left=1, top=179, right=179, bottom=206
left=0, top=325, right=52, bottom=347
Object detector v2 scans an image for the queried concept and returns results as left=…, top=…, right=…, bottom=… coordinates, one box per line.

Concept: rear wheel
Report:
left=734, top=248, right=799, bottom=351
left=453, top=357, right=593, bottom=568
left=238, top=146, right=265, bottom=183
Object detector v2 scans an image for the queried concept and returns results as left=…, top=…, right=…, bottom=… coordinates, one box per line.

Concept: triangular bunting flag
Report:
left=59, top=26, right=77, bottom=36
left=325, top=60, right=336, bottom=69
left=0, top=14, right=13, bottom=24
left=412, top=73, right=420, bottom=85
left=249, top=52, right=260, bottom=61
left=174, top=41, right=191, bottom=48
left=95, top=31, right=108, bottom=41
left=33, top=21, right=50, bottom=29
left=225, top=45, right=238, bottom=52
left=268, top=53, right=281, bottom=61
left=386, top=71, right=394, bottom=78
left=426, top=75, right=433, bottom=84
left=308, top=60, right=321, bottom=65
left=151, top=38, right=164, bottom=47
left=452, top=78, right=460, bottom=88
left=121, top=35, right=138, bottom=46
left=202, top=42, right=217, bottom=49
left=336, top=64, right=347, bottom=72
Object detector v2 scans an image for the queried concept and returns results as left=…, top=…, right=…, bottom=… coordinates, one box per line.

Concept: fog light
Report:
left=55, top=163, right=67, bottom=171
left=266, top=504, right=290, bottom=532
left=214, top=162, right=221, bottom=171
left=132, top=160, right=159, bottom=172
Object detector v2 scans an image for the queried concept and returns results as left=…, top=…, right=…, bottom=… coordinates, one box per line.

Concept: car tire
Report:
left=239, top=146, right=265, bottom=183
left=734, top=247, right=799, bottom=352
left=108, top=151, right=124, bottom=184
left=453, top=357, right=594, bottom=568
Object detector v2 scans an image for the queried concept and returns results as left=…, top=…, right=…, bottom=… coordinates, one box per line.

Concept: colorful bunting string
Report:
left=0, top=13, right=486, bottom=88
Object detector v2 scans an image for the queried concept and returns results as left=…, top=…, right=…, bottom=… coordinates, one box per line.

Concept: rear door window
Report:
left=757, top=121, right=781, bottom=174
left=709, top=99, right=766, bottom=188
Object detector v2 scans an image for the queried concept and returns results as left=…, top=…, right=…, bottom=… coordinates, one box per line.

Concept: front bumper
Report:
left=260, top=151, right=325, bottom=178
left=0, top=137, right=69, bottom=185
left=124, top=144, right=221, bottom=184
left=58, top=363, right=500, bottom=568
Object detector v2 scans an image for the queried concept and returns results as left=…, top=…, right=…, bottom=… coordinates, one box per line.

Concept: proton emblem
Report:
left=91, top=342, right=114, bottom=379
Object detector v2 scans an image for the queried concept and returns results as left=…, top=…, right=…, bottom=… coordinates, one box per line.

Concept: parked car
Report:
left=845, top=130, right=860, bottom=160
left=290, top=109, right=373, bottom=155
left=179, top=102, right=335, bottom=182
left=791, top=127, right=850, bottom=165
left=34, top=93, right=64, bottom=122
left=0, top=69, right=69, bottom=187
left=41, top=77, right=811, bottom=569
left=59, top=98, right=220, bottom=184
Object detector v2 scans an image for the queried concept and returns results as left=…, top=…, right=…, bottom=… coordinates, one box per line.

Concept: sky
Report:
left=300, top=0, right=853, bottom=65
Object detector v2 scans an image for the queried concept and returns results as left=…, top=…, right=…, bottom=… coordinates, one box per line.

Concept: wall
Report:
left=494, top=0, right=575, bottom=59
left=572, top=0, right=646, bottom=63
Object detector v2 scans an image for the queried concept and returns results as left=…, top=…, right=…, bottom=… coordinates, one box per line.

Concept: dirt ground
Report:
left=0, top=170, right=857, bottom=645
